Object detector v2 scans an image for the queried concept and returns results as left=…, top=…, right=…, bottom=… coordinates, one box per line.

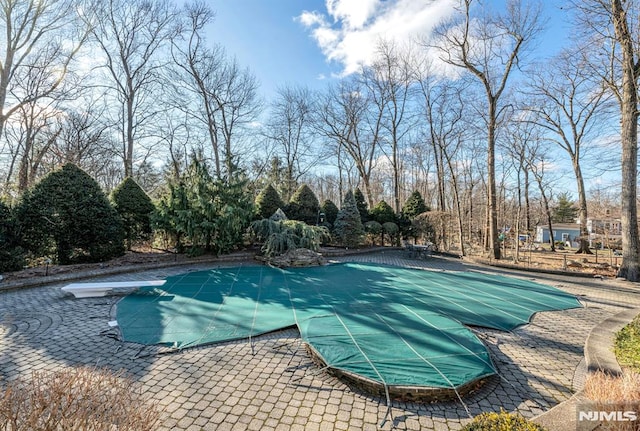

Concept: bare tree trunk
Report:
left=574, top=160, right=593, bottom=254
left=125, top=92, right=135, bottom=178
left=487, top=101, right=500, bottom=259
left=445, top=152, right=465, bottom=256
left=524, top=169, right=531, bottom=233
left=612, top=0, right=640, bottom=281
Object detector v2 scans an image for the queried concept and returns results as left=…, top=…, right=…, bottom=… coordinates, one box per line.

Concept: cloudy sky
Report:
left=207, top=0, right=570, bottom=98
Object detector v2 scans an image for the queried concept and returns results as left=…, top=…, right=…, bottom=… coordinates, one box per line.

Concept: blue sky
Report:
left=207, top=0, right=573, bottom=100
left=207, top=0, right=334, bottom=97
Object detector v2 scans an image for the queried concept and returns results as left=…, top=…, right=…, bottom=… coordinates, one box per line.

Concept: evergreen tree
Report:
left=111, top=177, right=155, bottom=249
left=0, top=201, right=25, bottom=272
left=402, top=191, right=428, bottom=219
left=16, top=164, right=124, bottom=264
left=320, top=199, right=339, bottom=227
left=153, top=180, right=188, bottom=252
left=287, top=184, right=320, bottom=225
left=153, top=158, right=254, bottom=255
left=370, top=200, right=396, bottom=224
left=333, top=190, right=364, bottom=247
left=354, top=188, right=369, bottom=223
left=255, top=184, right=285, bottom=219
left=552, top=192, right=578, bottom=223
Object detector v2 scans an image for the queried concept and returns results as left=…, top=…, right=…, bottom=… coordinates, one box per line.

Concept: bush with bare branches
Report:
left=0, top=367, right=160, bottom=431
left=583, top=371, right=640, bottom=431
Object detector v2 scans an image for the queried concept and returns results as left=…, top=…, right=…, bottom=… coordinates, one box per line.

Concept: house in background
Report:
left=587, top=214, right=622, bottom=248
left=535, top=223, right=581, bottom=246
left=535, top=213, right=622, bottom=248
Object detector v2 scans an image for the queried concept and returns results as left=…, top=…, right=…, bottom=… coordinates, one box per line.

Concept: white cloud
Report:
left=326, top=0, right=380, bottom=30
left=298, top=0, right=458, bottom=76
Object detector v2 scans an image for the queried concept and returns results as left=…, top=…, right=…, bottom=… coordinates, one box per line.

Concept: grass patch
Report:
left=615, top=313, right=640, bottom=372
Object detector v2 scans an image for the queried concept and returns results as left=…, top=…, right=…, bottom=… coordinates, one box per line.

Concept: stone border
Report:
left=532, top=307, right=640, bottom=431
left=303, top=343, right=492, bottom=403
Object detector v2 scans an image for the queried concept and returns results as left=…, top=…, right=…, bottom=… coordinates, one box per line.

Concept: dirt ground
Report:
left=467, top=244, right=621, bottom=278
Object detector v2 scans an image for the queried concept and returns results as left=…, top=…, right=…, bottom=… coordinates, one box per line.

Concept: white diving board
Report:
left=62, top=280, right=166, bottom=298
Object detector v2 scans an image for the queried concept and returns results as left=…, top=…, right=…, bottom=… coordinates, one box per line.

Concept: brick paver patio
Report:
left=1, top=250, right=639, bottom=430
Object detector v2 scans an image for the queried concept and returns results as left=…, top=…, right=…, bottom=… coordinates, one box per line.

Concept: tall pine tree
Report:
left=354, top=188, right=369, bottom=223
left=333, top=190, right=364, bottom=248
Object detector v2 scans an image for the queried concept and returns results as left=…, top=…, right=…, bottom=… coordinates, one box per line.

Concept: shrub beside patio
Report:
left=461, top=409, right=548, bottom=431
left=0, top=367, right=160, bottom=431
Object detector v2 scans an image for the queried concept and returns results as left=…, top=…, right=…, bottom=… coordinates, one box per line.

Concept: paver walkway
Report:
left=1, top=250, right=639, bottom=430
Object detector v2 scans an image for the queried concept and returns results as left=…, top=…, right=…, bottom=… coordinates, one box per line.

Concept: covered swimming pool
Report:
left=116, top=262, right=581, bottom=397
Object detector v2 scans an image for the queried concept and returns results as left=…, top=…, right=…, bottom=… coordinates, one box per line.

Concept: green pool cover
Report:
left=116, top=262, right=581, bottom=389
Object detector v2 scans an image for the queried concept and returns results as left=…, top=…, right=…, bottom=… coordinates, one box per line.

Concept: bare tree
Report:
left=43, top=100, right=122, bottom=183
left=0, top=0, right=86, bottom=140
left=316, top=78, right=383, bottom=208
left=433, top=0, right=543, bottom=259
left=572, top=0, right=640, bottom=280
left=264, top=85, right=318, bottom=201
left=525, top=48, right=613, bottom=254
left=170, top=2, right=261, bottom=180
left=502, top=115, right=540, bottom=260
left=364, top=41, right=416, bottom=213
left=415, top=59, right=469, bottom=254
left=528, top=154, right=557, bottom=252
left=89, top=0, right=177, bottom=178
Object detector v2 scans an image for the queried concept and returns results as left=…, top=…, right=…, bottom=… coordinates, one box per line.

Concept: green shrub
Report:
left=153, top=158, right=254, bottom=255
left=461, top=410, right=547, bottom=431
left=402, top=190, right=428, bottom=219
left=354, top=188, right=369, bottom=223
left=333, top=190, right=364, bottom=248
left=255, top=184, right=285, bottom=219
left=412, top=212, right=437, bottom=245
left=364, top=220, right=382, bottom=246
left=16, top=164, right=124, bottom=264
left=287, top=184, right=320, bottom=225
left=0, top=201, right=25, bottom=272
left=111, top=177, right=155, bottom=249
left=320, top=199, right=339, bottom=227
left=615, top=313, right=640, bottom=372
left=249, top=218, right=329, bottom=257
left=370, top=200, right=396, bottom=224
left=382, top=222, right=399, bottom=246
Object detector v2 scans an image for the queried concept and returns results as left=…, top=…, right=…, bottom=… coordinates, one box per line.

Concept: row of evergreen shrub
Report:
left=1, top=164, right=156, bottom=270
left=0, top=161, right=433, bottom=271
